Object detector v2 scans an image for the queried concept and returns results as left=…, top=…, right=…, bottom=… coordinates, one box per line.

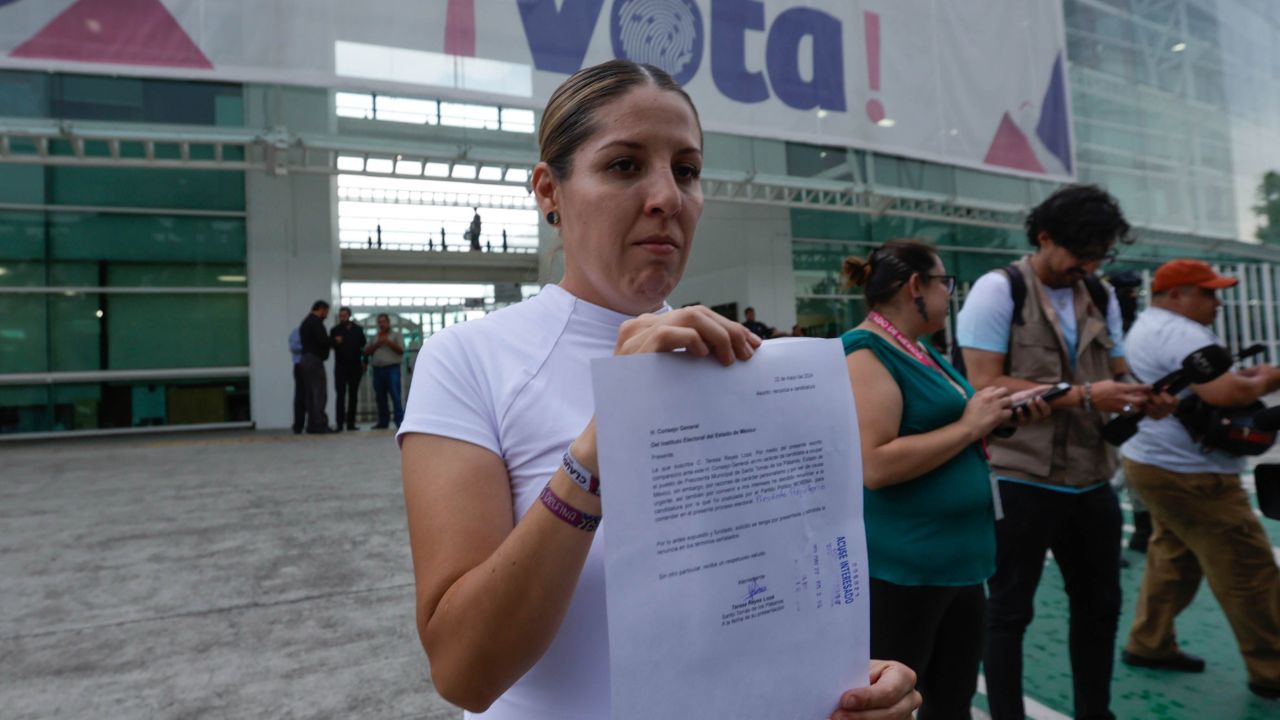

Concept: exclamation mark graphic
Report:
left=445, top=0, right=476, bottom=57
left=864, top=12, right=885, bottom=123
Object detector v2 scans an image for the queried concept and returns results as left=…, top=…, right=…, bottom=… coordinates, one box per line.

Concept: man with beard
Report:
left=957, top=185, right=1176, bottom=720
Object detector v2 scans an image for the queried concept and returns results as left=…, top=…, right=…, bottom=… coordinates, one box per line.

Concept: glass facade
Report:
left=0, top=71, right=244, bottom=126
left=788, top=0, right=1280, bottom=338
left=1, top=3, right=1277, bottom=431
left=0, top=74, right=248, bottom=434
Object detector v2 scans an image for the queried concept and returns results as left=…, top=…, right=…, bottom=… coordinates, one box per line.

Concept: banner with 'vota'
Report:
left=0, top=0, right=1075, bottom=181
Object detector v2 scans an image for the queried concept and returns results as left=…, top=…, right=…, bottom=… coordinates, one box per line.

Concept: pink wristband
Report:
left=539, top=485, right=602, bottom=532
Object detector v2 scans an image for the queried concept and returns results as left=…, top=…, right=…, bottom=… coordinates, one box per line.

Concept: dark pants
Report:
left=984, top=482, right=1122, bottom=720
left=372, top=365, right=403, bottom=427
left=299, top=354, right=330, bottom=432
left=292, top=362, right=306, bottom=432
left=870, top=579, right=986, bottom=720
left=334, top=363, right=363, bottom=429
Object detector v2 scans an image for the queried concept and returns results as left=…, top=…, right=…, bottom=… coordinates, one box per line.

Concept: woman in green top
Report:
left=842, top=240, right=1050, bottom=720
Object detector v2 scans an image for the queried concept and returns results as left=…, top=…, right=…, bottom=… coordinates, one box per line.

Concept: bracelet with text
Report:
left=539, top=484, right=602, bottom=532
left=562, top=448, right=600, bottom=496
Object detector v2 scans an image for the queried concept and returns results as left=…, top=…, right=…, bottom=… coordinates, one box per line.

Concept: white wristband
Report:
left=563, top=448, right=600, bottom=496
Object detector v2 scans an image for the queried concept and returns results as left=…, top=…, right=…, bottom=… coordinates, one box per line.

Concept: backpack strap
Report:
left=1083, top=274, right=1111, bottom=318
left=1001, top=265, right=1027, bottom=326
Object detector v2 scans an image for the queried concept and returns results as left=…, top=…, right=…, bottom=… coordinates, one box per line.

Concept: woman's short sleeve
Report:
left=397, top=328, right=502, bottom=458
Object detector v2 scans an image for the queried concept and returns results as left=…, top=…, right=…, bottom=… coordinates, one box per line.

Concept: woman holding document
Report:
left=842, top=241, right=1050, bottom=719
left=398, top=60, right=919, bottom=720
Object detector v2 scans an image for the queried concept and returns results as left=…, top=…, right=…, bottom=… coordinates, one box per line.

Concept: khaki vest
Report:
left=987, top=256, right=1117, bottom=487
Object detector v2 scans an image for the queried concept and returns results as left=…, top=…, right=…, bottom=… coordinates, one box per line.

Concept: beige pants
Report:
left=1123, top=458, right=1280, bottom=689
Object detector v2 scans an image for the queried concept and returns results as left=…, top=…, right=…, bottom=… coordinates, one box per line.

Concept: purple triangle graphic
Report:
left=11, top=0, right=212, bottom=69
left=1036, top=52, right=1072, bottom=174
left=984, top=112, right=1045, bottom=174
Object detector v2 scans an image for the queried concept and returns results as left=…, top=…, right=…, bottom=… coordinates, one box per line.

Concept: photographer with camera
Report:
left=957, top=185, right=1176, bottom=720
left=1118, top=259, right=1280, bottom=701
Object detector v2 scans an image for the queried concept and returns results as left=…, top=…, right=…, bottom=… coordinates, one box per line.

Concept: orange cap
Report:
left=1151, top=259, right=1238, bottom=294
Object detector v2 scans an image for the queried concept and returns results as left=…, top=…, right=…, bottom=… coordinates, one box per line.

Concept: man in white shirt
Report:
left=367, top=313, right=406, bottom=429
left=1120, top=259, right=1280, bottom=701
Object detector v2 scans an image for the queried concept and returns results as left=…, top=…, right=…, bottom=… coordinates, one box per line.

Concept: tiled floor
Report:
left=1, top=429, right=459, bottom=720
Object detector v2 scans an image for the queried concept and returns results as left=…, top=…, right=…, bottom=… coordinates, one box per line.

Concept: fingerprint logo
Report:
left=610, top=0, right=704, bottom=85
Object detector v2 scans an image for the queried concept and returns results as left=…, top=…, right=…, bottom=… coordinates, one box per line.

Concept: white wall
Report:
left=668, top=200, right=796, bottom=333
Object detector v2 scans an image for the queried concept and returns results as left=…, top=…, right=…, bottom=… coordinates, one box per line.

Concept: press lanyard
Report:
left=867, top=311, right=943, bottom=371
left=866, top=310, right=992, bottom=462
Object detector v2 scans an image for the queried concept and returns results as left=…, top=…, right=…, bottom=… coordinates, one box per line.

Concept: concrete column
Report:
left=246, top=173, right=341, bottom=429
left=245, top=86, right=341, bottom=430
left=668, top=200, right=796, bottom=333
left=664, top=131, right=795, bottom=331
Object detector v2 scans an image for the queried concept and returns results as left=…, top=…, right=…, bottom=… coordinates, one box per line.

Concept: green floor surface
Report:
left=982, top=477, right=1280, bottom=719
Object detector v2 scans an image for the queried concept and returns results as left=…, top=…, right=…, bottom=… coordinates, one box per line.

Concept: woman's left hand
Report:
left=828, top=659, right=921, bottom=720
left=1008, top=386, right=1053, bottom=426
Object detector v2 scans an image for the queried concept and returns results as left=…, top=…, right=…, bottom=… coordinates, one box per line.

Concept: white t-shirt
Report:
left=1120, top=306, right=1245, bottom=474
left=398, top=284, right=662, bottom=720
left=956, top=270, right=1126, bottom=364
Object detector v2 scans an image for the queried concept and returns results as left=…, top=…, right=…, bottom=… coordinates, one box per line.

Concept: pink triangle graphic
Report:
left=983, top=112, right=1045, bottom=174
left=445, top=0, right=476, bottom=57
left=11, top=0, right=212, bottom=69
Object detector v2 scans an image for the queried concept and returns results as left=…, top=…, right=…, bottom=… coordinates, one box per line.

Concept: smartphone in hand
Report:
left=1011, top=381, right=1071, bottom=417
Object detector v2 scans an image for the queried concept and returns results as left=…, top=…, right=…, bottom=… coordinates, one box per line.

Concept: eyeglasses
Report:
left=928, top=274, right=957, bottom=295
left=1072, top=248, right=1119, bottom=265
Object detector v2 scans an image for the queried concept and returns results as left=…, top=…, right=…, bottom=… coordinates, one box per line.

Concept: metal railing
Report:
left=339, top=239, right=537, bottom=253
left=0, top=366, right=251, bottom=386
left=0, top=116, right=1265, bottom=250
left=337, top=185, right=537, bottom=210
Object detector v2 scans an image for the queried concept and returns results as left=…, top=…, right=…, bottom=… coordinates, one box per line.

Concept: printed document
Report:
left=592, top=338, right=869, bottom=720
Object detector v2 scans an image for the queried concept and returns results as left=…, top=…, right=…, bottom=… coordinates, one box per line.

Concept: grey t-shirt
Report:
left=368, top=331, right=405, bottom=368
left=1121, top=306, right=1245, bottom=474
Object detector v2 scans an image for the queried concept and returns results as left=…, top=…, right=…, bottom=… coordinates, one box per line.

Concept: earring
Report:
left=546, top=210, right=559, bottom=226
left=913, top=296, right=929, bottom=322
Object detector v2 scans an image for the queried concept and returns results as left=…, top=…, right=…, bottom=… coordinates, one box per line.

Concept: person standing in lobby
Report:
left=288, top=325, right=306, bottom=434
left=367, top=313, right=405, bottom=429
left=299, top=300, right=333, bottom=434
left=330, top=306, right=366, bottom=431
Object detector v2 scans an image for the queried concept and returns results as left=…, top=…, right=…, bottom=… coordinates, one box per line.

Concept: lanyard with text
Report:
left=866, top=310, right=992, bottom=461
left=867, top=310, right=942, bottom=371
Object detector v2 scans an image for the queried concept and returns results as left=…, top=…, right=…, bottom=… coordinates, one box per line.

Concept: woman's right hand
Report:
left=960, top=386, right=1013, bottom=440
left=615, top=306, right=762, bottom=365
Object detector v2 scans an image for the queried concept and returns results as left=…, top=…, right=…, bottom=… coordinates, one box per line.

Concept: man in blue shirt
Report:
left=957, top=185, right=1174, bottom=720
left=288, top=326, right=305, bottom=434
